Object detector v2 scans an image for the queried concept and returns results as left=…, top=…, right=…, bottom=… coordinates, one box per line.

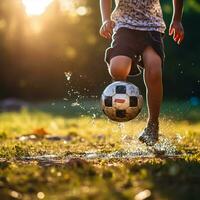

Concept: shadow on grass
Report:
left=128, top=158, right=200, bottom=200
left=1, top=157, right=200, bottom=200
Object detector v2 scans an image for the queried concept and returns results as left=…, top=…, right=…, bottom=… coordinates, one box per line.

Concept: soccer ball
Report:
left=101, top=81, right=143, bottom=122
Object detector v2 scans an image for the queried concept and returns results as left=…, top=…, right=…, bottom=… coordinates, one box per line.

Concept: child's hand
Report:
left=99, top=20, right=115, bottom=39
left=169, top=21, right=184, bottom=45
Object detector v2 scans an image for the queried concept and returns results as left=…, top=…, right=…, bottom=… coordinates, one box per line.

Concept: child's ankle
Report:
left=147, top=120, right=159, bottom=130
left=147, top=119, right=159, bottom=125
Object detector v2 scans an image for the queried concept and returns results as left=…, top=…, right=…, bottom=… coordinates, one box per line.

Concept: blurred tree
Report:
left=0, top=0, right=199, bottom=100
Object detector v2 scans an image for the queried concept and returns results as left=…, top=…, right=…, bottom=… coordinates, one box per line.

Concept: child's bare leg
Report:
left=109, top=56, right=132, bottom=81
left=138, top=46, right=162, bottom=146
left=143, top=46, right=163, bottom=127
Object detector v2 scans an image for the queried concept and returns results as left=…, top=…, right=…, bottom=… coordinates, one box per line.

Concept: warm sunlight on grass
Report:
left=22, top=0, right=53, bottom=16
left=0, top=101, right=200, bottom=200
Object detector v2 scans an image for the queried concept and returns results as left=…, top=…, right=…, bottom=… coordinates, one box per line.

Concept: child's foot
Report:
left=138, top=122, right=159, bottom=146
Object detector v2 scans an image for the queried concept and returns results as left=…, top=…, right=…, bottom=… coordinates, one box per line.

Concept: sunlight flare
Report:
left=22, top=0, right=53, bottom=16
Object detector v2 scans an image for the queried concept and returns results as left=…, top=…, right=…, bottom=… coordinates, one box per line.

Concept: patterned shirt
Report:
left=111, top=0, right=166, bottom=33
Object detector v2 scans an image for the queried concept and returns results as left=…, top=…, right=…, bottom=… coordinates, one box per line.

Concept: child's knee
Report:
left=109, top=56, right=131, bottom=80
left=109, top=64, right=127, bottom=80
left=146, top=63, right=162, bottom=83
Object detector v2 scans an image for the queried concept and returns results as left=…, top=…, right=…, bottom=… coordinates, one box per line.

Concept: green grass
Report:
left=0, top=100, right=200, bottom=200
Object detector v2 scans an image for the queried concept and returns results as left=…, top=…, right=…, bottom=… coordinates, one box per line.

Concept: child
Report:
left=99, top=0, right=184, bottom=146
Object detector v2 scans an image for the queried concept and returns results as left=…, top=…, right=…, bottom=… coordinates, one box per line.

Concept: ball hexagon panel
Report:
left=103, top=107, right=116, bottom=120
left=103, top=84, right=116, bottom=96
left=126, top=107, right=140, bottom=119
left=126, top=84, right=140, bottom=96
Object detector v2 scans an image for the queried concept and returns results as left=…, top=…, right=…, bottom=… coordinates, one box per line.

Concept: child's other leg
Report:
left=139, top=46, right=162, bottom=146
left=143, top=46, right=163, bottom=126
left=109, top=56, right=132, bottom=81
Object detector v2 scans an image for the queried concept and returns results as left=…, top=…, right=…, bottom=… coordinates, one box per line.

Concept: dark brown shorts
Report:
left=105, top=28, right=165, bottom=76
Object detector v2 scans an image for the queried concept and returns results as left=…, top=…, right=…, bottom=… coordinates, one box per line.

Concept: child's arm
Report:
left=99, top=0, right=115, bottom=39
left=169, top=0, right=184, bottom=45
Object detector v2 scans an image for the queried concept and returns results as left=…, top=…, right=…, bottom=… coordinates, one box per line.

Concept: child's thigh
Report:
left=142, top=46, right=162, bottom=69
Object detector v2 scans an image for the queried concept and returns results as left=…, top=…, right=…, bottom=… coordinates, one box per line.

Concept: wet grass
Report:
left=0, top=101, right=200, bottom=200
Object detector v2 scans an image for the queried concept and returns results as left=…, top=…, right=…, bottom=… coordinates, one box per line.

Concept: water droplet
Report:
left=37, top=192, right=45, bottom=199
left=64, top=72, right=72, bottom=81
left=10, top=191, right=22, bottom=199
left=135, top=189, right=151, bottom=200
left=71, top=102, right=80, bottom=107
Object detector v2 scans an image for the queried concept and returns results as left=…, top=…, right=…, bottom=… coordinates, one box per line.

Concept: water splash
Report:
left=63, top=73, right=179, bottom=158
left=64, top=72, right=101, bottom=124
left=153, top=135, right=178, bottom=155
left=64, top=72, right=72, bottom=81
left=71, top=102, right=80, bottom=107
left=118, top=122, right=126, bottom=136
left=121, top=134, right=178, bottom=157
left=91, top=113, right=97, bottom=127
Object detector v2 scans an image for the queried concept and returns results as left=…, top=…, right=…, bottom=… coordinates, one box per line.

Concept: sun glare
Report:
left=22, top=0, right=53, bottom=16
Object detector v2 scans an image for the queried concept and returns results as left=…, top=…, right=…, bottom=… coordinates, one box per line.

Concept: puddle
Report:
left=19, top=148, right=183, bottom=166
left=22, top=155, right=59, bottom=161
left=14, top=132, right=184, bottom=166
left=17, top=129, right=182, bottom=165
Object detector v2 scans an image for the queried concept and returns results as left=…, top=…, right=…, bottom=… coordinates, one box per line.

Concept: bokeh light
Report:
left=59, top=0, right=76, bottom=12
left=76, top=6, right=88, bottom=16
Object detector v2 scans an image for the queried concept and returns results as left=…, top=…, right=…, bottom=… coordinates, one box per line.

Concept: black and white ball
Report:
left=101, top=81, right=143, bottom=122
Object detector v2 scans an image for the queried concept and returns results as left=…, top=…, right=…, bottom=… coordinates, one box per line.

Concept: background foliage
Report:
left=0, top=0, right=199, bottom=100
